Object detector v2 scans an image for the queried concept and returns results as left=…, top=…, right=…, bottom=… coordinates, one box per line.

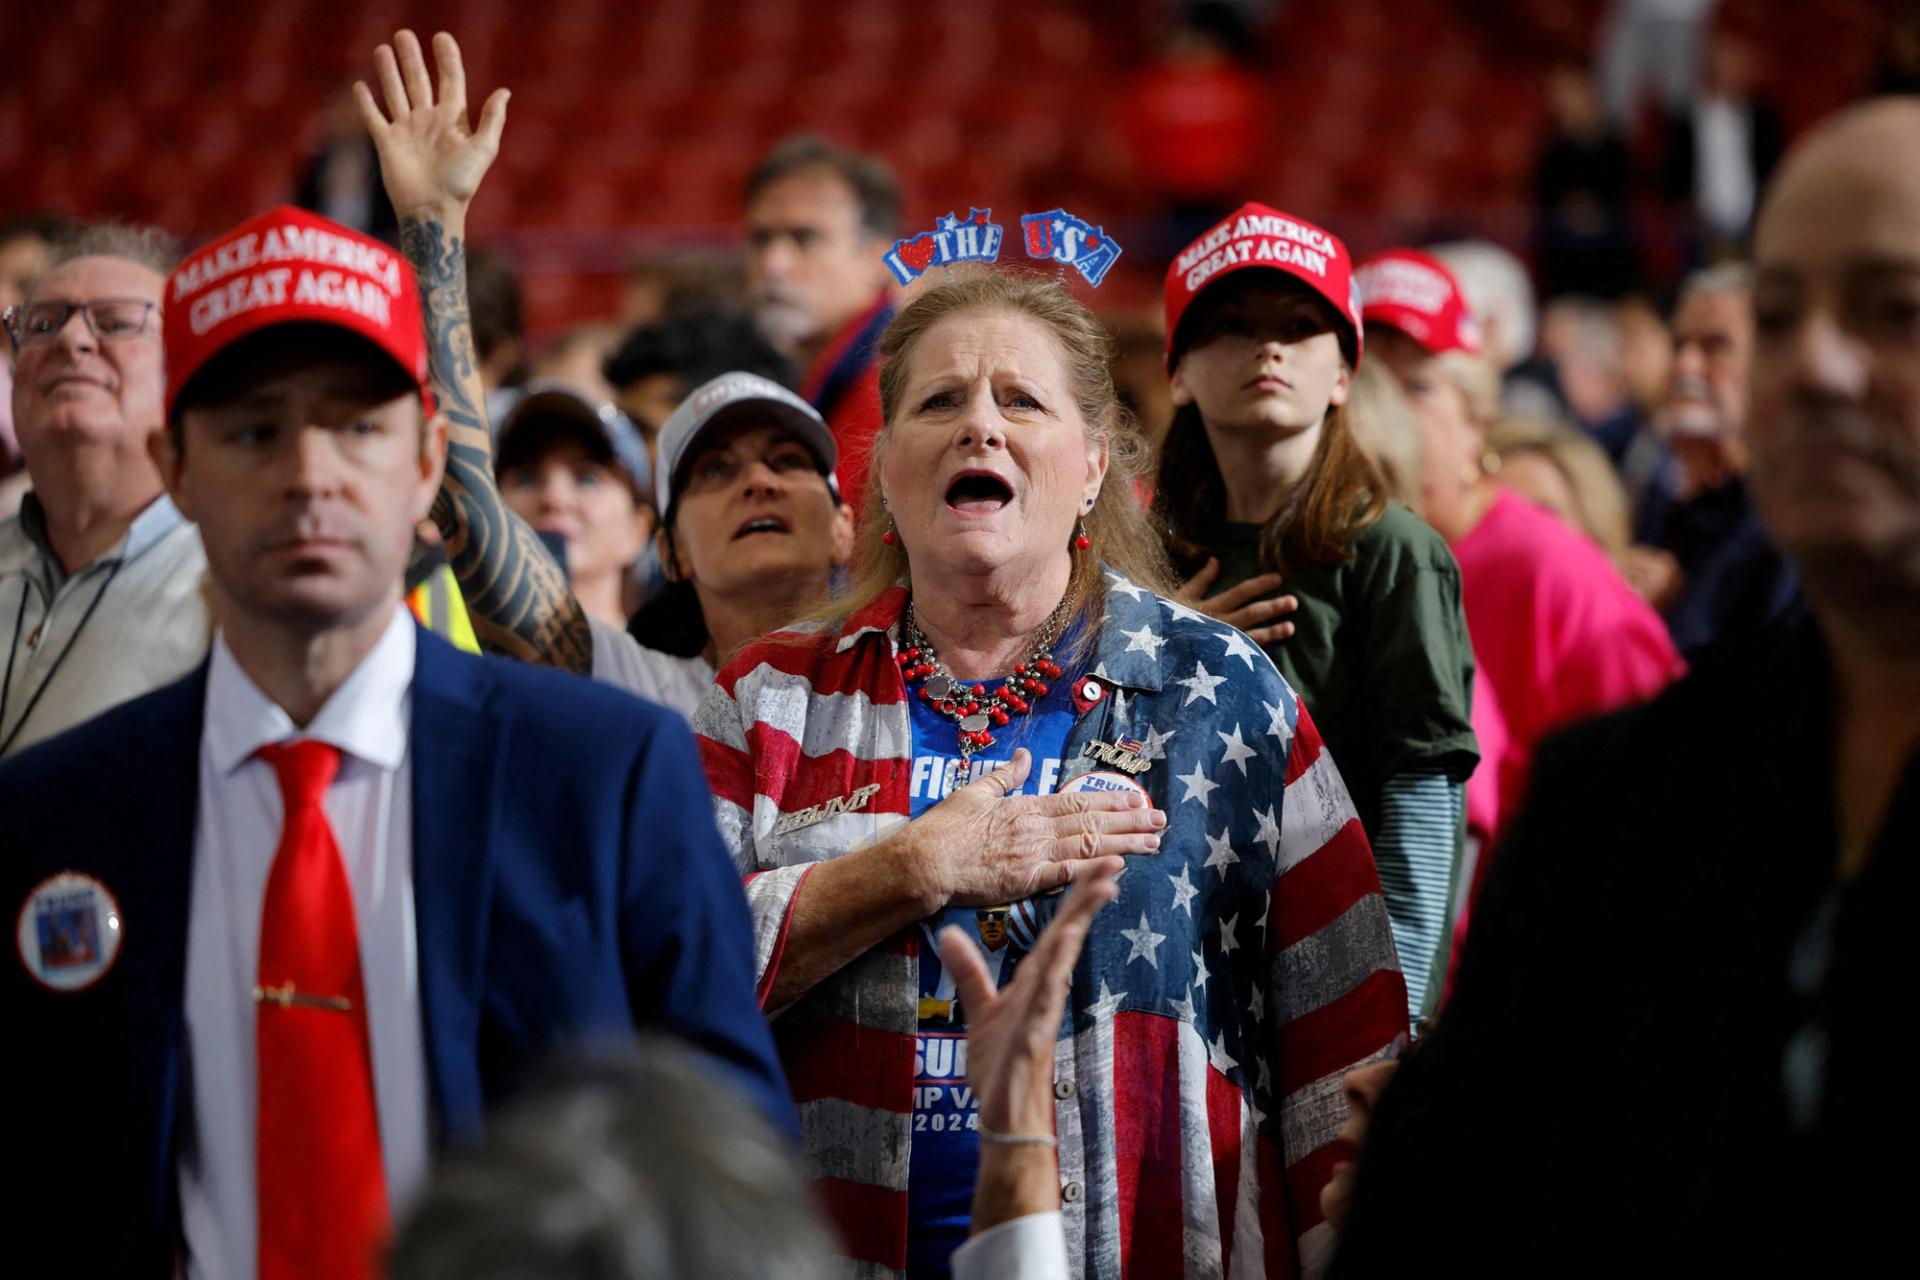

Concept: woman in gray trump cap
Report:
left=593, top=371, right=853, bottom=720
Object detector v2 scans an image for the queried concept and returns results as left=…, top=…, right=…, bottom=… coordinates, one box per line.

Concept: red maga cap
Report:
left=1163, top=202, right=1363, bottom=366
left=164, top=206, right=430, bottom=418
left=1354, top=248, right=1481, bottom=356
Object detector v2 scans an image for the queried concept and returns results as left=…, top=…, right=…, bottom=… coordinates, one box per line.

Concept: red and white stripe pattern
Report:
left=695, top=581, right=1408, bottom=1278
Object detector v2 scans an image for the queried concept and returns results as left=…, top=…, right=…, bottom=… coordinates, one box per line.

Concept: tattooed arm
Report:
left=356, top=28, right=592, bottom=671
left=401, top=214, right=592, bottom=669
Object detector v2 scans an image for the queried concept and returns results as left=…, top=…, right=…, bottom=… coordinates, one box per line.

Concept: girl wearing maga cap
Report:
left=1355, top=247, right=1683, bottom=965
left=1158, top=211, right=1480, bottom=1021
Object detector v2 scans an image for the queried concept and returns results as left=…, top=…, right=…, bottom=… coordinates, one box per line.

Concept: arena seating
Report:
left=0, top=0, right=1889, bottom=334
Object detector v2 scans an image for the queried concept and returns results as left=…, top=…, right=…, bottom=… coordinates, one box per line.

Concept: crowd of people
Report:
left=0, top=14, right=1908, bottom=1280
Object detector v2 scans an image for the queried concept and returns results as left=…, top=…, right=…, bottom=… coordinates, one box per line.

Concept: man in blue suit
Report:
left=0, top=198, right=790, bottom=1278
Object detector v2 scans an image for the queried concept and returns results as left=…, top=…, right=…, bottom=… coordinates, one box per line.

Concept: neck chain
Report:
left=0, top=558, right=124, bottom=758
left=900, top=596, right=1072, bottom=757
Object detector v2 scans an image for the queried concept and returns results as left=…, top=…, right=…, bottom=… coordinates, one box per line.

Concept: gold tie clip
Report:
left=252, top=981, right=352, bottom=1012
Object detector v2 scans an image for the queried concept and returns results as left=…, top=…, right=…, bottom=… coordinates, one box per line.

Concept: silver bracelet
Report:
left=979, top=1126, right=1059, bottom=1149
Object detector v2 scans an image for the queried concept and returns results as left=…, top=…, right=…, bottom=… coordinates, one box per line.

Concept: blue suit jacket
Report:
left=0, top=628, right=792, bottom=1273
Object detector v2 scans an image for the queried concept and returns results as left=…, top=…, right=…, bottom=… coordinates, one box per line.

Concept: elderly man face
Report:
left=745, top=168, right=890, bottom=355
left=9, top=256, right=167, bottom=468
left=1661, top=277, right=1755, bottom=494
left=1748, top=99, right=1920, bottom=608
left=1666, top=284, right=1753, bottom=442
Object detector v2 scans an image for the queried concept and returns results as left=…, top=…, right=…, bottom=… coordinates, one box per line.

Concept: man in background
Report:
left=0, top=223, right=210, bottom=756
left=1, top=190, right=789, bottom=1277
left=604, top=310, right=792, bottom=460
left=742, top=134, right=899, bottom=507
left=1329, top=95, right=1919, bottom=1275
left=1630, top=263, right=1803, bottom=655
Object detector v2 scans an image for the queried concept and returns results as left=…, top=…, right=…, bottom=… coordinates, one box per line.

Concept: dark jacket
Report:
left=0, top=627, right=793, bottom=1274
left=1331, top=618, right=1908, bottom=1275
left=1658, top=477, right=1804, bottom=660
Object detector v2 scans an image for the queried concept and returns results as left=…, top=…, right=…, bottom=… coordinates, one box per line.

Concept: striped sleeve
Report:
left=1371, top=771, right=1464, bottom=1020
left=741, top=865, right=814, bottom=1005
left=691, top=661, right=810, bottom=1005
left=692, top=632, right=915, bottom=1013
left=693, top=677, right=758, bottom=870
left=1267, top=702, right=1409, bottom=1264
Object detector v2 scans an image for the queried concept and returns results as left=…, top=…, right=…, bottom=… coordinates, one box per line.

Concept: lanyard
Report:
left=0, top=559, right=124, bottom=756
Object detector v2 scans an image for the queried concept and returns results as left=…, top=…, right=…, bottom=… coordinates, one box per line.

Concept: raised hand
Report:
left=942, top=866, right=1120, bottom=1136
left=354, top=28, right=591, bottom=673
left=355, top=29, right=508, bottom=221
left=907, top=749, right=1164, bottom=909
left=942, top=866, right=1120, bottom=1238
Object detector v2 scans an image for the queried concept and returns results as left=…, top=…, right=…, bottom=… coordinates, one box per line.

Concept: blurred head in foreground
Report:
left=391, top=1042, right=837, bottom=1280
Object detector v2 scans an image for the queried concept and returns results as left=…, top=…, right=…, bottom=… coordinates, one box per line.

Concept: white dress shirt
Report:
left=178, top=607, right=430, bottom=1280
left=952, top=1211, right=1069, bottom=1280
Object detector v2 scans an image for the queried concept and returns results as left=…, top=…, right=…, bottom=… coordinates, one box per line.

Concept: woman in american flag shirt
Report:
left=695, top=273, right=1409, bottom=1280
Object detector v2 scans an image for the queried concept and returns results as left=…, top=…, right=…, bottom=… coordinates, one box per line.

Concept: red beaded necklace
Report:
left=899, top=598, right=1071, bottom=757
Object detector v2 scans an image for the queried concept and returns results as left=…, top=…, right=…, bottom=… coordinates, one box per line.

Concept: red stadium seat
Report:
left=0, top=0, right=1887, bottom=338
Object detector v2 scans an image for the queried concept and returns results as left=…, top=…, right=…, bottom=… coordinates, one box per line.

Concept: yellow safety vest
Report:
left=406, top=564, right=481, bottom=653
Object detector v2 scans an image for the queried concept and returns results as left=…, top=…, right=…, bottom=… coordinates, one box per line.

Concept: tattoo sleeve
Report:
left=400, top=215, right=593, bottom=673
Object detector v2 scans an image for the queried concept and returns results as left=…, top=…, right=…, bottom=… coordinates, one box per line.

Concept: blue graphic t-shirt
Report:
left=905, top=672, right=1079, bottom=1280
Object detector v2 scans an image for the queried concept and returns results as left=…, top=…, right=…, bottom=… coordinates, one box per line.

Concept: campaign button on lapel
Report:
left=1057, top=769, right=1152, bottom=803
left=1072, top=678, right=1106, bottom=716
left=16, top=871, right=124, bottom=993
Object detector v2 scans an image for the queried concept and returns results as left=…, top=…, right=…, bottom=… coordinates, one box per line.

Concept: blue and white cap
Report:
left=654, top=371, right=840, bottom=516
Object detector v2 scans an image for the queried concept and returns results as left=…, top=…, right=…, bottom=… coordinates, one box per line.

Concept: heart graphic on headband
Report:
left=881, top=209, right=1004, bottom=284
left=899, top=235, right=936, bottom=273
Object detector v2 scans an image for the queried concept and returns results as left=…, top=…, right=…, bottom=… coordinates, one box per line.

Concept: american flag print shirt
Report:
left=694, top=572, right=1409, bottom=1280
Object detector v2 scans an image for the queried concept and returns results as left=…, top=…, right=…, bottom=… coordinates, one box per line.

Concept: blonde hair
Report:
left=813, top=272, right=1174, bottom=638
left=1432, top=350, right=1504, bottom=426
left=1486, top=416, right=1632, bottom=560
left=1344, top=358, right=1424, bottom=516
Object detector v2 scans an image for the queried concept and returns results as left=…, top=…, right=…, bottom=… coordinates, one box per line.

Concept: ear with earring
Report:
left=1074, top=493, right=1093, bottom=551
left=881, top=496, right=898, bottom=545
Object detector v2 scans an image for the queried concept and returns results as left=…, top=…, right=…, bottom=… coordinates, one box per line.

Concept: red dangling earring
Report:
left=1073, top=519, right=1090, bottom=551
left=883, top=519, right=898, bottom=546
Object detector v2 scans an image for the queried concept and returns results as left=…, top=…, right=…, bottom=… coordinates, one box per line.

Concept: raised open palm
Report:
left=354, top=29, right=508, bottom=219
left=940, top=866, right=1119, bottom=1135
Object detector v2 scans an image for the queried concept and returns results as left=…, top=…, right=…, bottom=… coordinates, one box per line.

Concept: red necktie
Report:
left=254, top=740, right=387, bottom=1280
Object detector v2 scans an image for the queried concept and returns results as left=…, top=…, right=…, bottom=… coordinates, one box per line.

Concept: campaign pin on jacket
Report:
left=16, top=871, right=124, bottom=992
left=1021, top=209, right=1123, bottom=287
left=1071, top=675, right=1108, bottom=716
left=1080, top=735, right=1152, bottom=776
left=771, top=782, right=885, bottom=836
left=882, top=208, right=1004, bottom=286
left=1057, top=768, right=1152, bottom=801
